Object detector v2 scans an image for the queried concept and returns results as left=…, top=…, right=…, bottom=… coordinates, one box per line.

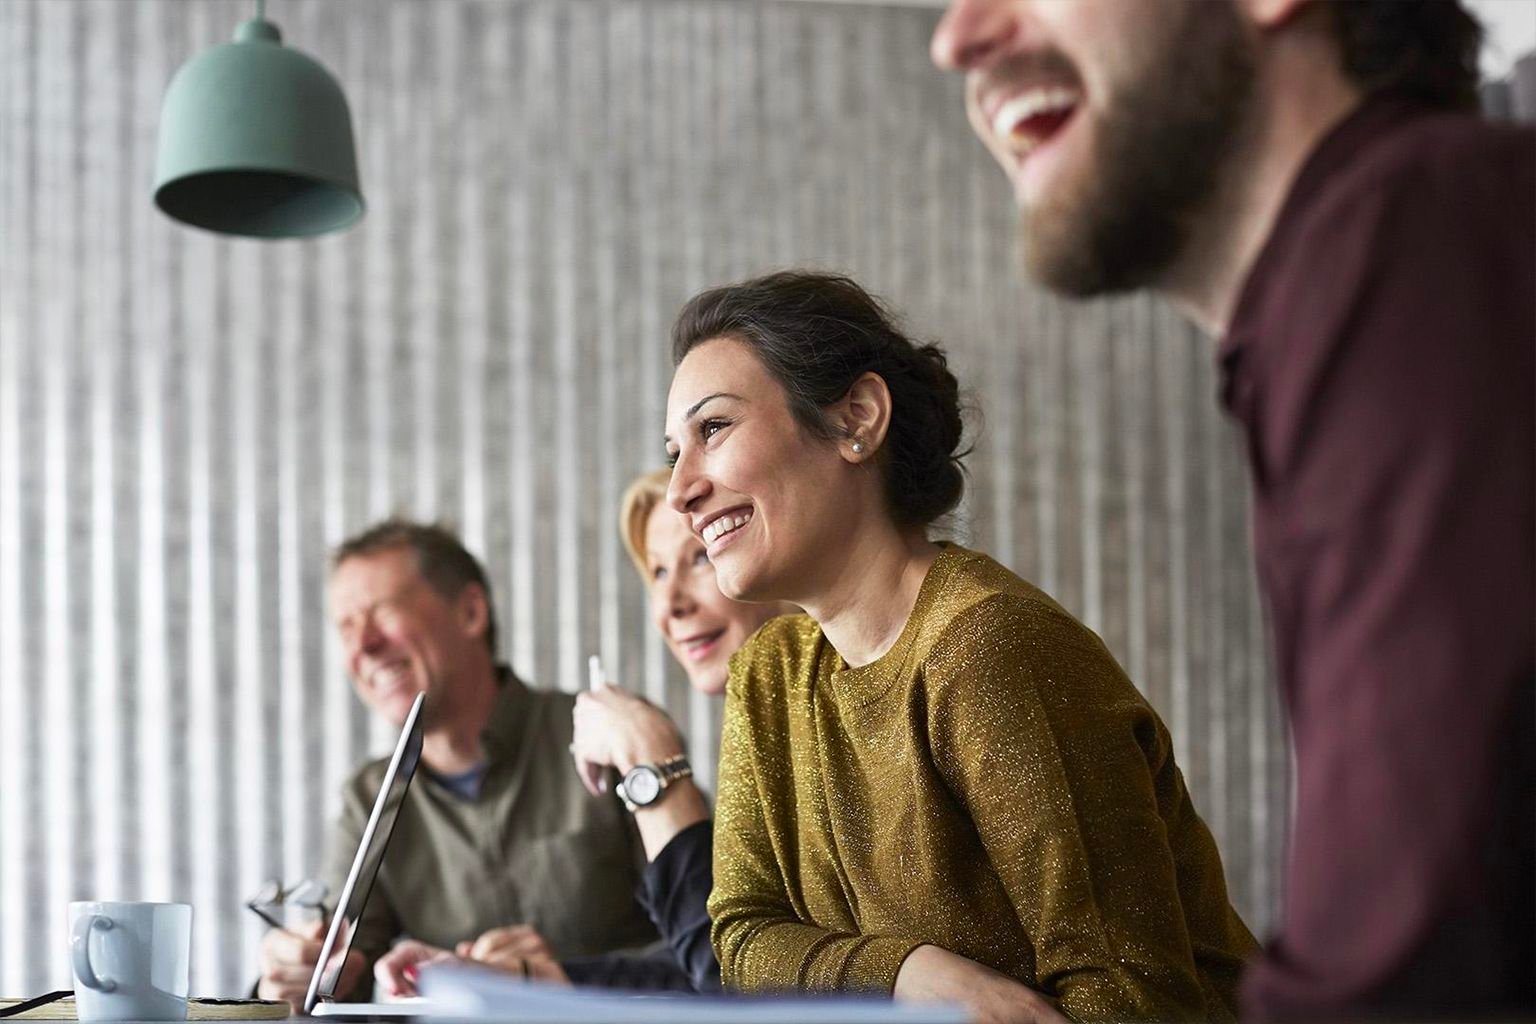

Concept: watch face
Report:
left=623, top=766, right=663, bottom=806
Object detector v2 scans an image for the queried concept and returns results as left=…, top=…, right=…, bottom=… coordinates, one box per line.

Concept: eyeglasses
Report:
left=246, top=879, right=329, bottom=932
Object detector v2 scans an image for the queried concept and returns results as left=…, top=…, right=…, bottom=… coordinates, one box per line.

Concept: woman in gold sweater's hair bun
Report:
left=662, top=270, right=1257, bottom=1024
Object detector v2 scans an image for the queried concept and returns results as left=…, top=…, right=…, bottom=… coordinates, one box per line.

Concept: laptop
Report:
left=304, top=692, right=430, bottom=1019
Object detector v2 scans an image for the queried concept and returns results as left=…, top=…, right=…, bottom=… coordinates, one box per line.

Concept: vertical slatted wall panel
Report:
left=0, top=0, right=1287, bottom=995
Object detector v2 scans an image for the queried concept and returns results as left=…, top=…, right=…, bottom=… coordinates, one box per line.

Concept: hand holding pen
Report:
left=569, top=654, right=687, bottom=798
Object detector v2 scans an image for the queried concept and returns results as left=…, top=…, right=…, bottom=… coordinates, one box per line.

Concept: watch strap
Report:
left=655, top=753, right=693, bottom=785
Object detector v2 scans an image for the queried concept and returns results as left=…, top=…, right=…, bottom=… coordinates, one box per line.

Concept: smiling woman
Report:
left=620, top=469, right=787, bottom=697
left=664, top=274, right=966, bottom=605
left=665, top=271, right=1258, bottom=1024
left=565, top=470, right=790, bottom=989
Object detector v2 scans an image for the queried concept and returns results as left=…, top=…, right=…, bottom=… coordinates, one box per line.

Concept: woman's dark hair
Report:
left=671, top=270, right=967, bottom=528
left=1329, top=0, right=1483, bottom=111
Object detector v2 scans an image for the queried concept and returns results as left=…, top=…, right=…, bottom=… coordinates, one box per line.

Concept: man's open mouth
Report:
left=992, top=87, right=1081, bottom=159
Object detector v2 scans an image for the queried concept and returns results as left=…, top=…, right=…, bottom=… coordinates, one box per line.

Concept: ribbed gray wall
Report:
left=0, top=0, right=1286, bottom=996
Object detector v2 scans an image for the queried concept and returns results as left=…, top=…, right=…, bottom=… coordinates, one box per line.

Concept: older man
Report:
left=257, top=520, right=656, bottom=1012
left=933, top=1, right=1533, bottom=1019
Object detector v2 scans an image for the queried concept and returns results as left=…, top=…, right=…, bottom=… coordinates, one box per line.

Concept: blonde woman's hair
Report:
left=619, top=468, right=673, bottom=581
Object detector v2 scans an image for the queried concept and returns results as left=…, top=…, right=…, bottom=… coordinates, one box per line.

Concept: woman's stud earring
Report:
left=851, top=441, right=865, bottom=454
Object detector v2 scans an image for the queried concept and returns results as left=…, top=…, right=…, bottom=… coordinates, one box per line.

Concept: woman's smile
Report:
left=675, top=627, right=726, bottom=662
left=701, top=507, right=754, bottom=554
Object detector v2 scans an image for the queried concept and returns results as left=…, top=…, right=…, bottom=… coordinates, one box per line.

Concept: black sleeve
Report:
left=636, top=819, right=721, bottom=993
left=560, top=949, right=697, bottom=992
left=555, top=822, right=721, bottom=994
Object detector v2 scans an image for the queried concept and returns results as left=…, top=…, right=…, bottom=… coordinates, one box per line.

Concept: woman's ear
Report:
left=834, top=372, right=892, bottom=463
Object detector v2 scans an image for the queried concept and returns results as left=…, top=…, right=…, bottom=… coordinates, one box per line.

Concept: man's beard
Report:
left=1022, top=4, right=1257, bottom=297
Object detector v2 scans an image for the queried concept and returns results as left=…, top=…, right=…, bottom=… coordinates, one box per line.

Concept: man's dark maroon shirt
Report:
left=1221, top=97, right=1535, bottom=1019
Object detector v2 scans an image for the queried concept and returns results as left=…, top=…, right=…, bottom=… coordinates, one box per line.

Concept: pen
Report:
left=585, top=655, right=611, bottom=793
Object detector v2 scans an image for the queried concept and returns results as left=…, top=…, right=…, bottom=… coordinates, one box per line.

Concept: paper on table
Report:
left=418, top=962, right=970, bottom=1024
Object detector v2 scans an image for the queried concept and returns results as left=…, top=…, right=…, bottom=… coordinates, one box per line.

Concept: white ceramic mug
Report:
left=68, top=901, right=192, bottom=1022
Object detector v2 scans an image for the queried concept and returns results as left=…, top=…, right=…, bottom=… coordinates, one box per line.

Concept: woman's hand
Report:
left=570, top=684, right=686, bottom=796
left=373, top=939, right=454, bottom=999
left=456, top=926, right=570, bottom=986
left=894, top=945, right=1069, bottom=1024
left=572, top=685, right=709, bottom=859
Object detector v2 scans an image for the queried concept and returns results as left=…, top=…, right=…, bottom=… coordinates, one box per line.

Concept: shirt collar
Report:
left=1219, top=93, right=1427, bottom=372
left=479, top=664, right=531, bottom=764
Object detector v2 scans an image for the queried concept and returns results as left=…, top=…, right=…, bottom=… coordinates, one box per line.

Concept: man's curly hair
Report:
left=1329, top=0, right=1484, bottom=111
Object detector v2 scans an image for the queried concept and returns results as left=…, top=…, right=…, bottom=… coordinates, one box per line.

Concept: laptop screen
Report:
left=304, top=692, right=426, bottom=1014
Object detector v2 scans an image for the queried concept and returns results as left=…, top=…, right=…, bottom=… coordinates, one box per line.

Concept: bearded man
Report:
left=933, top=1, right=1533, bottom=1019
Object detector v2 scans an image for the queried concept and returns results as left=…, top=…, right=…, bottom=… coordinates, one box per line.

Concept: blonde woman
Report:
left=562, top=468, right=788, bottom=991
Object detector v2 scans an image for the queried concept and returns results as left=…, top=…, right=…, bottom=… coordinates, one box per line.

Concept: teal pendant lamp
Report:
left=154, top=0, right=364, bottom=238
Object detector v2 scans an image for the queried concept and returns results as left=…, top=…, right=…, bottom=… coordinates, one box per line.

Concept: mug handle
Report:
left=70, top=914, right=117, bottom=993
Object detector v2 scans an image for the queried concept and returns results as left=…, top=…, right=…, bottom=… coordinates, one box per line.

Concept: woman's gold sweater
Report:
left=709, top=545, right=1257, bottom=1021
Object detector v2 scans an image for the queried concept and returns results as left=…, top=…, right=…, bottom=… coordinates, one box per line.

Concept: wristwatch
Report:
left=616, top=754, right=693, bottom=812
